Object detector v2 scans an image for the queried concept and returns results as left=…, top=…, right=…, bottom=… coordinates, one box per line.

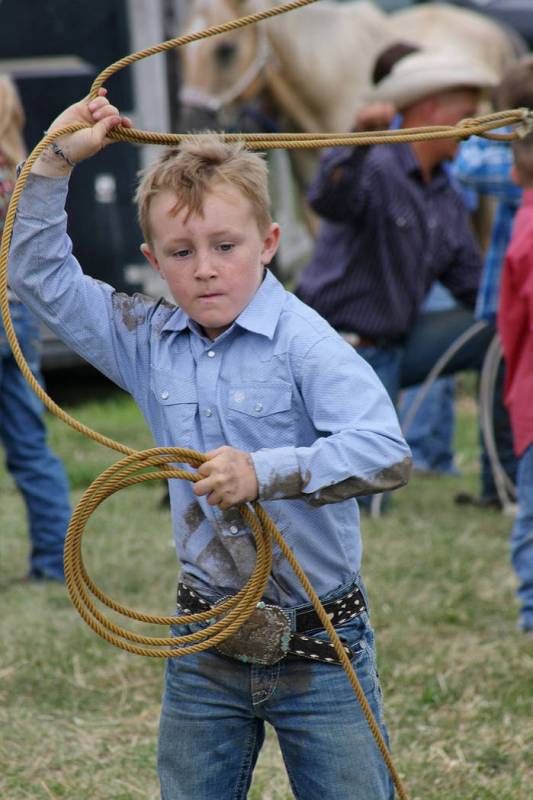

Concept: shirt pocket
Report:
left=150, top=367, right=198, bottom=445
left=226, top=381, right=294, bottom=450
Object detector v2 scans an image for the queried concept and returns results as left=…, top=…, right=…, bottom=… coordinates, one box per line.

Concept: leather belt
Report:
left=176, top=582, right=367, bottom=666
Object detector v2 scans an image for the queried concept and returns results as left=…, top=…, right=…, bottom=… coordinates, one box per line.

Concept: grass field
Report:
left=0, top=381, right=532, bottom=799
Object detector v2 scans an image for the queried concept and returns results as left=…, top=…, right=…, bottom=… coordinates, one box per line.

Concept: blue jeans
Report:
left=511, top=444, right=533, bottom=631
left=400, top=283, right=458, bottom=475
left=358, top=308, right=516, bottom=500
left=400, top=377, right=458, bottom=475
left=158, top=579, right=393, bottom=799
left=0, top=303, right=71, bottom=580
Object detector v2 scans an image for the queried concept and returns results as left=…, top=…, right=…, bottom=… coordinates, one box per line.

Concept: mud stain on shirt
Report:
left=112, top=292, right=150, bottom=330
left=261, top=468, right=311, bottom=501
left=309, top=456, right=412, bottom=506
left=197, top=533, right=258, bottom=588
left=182, top=499, right=206, bottom=548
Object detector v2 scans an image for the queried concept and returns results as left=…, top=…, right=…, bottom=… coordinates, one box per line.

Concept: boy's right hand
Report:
left=32, top=88, right=132, bottom=177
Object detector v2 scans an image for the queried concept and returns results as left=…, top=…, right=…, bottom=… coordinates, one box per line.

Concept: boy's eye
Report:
left=217, top=242, right=234, bottom=252
left=174, top=248, right=191, bottom=258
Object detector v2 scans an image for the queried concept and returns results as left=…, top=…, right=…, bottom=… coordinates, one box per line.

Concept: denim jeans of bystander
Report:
left=511, top=444, right=533, bottom=632
left=0, top=302, right=71, bottom=580
left=400, top=283, right=459, bottom=476
left=400, top=377, right=459, bottom=475
left=357, top=307, right=516, bottom=507
left=158, top=579, right=393, bottom=800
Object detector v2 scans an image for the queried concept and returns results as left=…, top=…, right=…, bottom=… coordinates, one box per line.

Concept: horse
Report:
left=178, top=0, right=523, bottom=135
left=176, top=0, right=524, bottom=273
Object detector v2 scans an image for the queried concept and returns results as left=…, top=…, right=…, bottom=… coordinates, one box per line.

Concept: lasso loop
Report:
left=2, top=2, right=533, bottom=798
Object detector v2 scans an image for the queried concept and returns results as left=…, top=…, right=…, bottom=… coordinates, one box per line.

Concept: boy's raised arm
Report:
left=8, top=95, right=148, bottom=394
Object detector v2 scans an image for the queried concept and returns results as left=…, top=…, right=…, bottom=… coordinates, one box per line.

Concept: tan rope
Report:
left=2, top=2, right=533, bottom=798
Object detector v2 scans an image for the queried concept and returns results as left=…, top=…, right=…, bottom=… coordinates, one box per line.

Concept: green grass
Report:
left=0, top=384, right=532, bottom=799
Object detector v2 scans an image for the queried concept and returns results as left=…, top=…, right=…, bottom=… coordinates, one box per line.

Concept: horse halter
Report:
left=179, top=26, right=271, bottom=112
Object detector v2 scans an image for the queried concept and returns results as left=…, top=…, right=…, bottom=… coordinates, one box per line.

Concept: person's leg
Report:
left=401, top=310, right=518, bottom=502
left=264, top=602, right=393, bottom=799
left=354, top=345, right=402, bottom=512
left=0, top=305, right=71, bottom=580
left=400, top=377, right=459, bottom=475
left=510, top=445, right=533, bottom=632
left=400, top=308, right=493, bottom=386
left=158, top=623, right=265, bottom=800
left=400, top=283, right=459, bottom=475
left=356, top=344, right=402, bottom=402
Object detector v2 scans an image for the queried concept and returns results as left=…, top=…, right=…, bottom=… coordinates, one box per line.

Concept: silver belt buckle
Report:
left=216, top=601, right=291, bottom=665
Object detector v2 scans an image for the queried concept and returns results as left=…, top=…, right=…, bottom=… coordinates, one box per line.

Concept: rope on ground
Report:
left=2, top=2, right=532, bottom=798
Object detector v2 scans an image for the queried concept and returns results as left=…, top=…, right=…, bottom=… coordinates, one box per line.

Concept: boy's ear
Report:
left=261, top=223, right=281, bottom=266
left=140, top=242, right=161, bottom=273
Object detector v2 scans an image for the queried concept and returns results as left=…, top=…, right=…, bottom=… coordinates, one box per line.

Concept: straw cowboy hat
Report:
left=369, top=49, right=499, bottom=110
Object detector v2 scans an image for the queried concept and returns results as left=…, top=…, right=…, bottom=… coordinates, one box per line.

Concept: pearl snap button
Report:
left=161, top=391, right=169, bottom=400
left=205, top=408, right=213, bottom=417
left=229, top=525, right=239, bottom=534
left=255, top=402, right=263, bottom=412
left=207, top=350, right=216, bottom=358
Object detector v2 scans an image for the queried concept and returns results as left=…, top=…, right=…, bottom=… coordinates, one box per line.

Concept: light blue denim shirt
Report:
left=9, top=172, right=411, bottom=605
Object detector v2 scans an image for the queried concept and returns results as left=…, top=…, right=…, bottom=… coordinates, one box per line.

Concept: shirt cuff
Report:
left=250, top=446, right=302, bottom=501
left=17, top=170, right=70, bottom=221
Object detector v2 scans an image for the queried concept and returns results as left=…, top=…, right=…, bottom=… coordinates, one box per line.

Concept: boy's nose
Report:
left=194, top=252, right=217, bottom=279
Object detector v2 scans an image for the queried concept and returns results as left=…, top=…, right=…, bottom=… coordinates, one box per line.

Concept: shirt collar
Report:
left=395, top=142, right=420, bottom=176
left=160, top=269, right=286, bottom=340
left=395, top=142, right=448, bottom=188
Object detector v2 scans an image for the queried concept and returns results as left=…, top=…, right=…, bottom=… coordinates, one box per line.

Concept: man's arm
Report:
left=308, top=102, right=396, bottom=223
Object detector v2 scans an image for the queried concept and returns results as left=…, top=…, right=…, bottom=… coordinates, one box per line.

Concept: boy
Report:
left=497, top=118, right=533, bottom=635
left=9, top=92, right=411, bottom=799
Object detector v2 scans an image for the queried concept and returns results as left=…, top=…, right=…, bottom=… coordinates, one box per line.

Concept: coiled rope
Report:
left=2, top=1, right=533, bottom=797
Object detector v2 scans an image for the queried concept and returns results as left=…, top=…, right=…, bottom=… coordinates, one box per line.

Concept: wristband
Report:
left=48, top=141, right=77, bottom=168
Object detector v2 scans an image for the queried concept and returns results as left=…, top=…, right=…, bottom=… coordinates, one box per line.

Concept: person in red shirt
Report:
left=497, top=59, right=533, bottom=633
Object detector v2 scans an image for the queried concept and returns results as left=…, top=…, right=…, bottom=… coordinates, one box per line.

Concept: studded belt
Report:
left=176, top=582, right=367, bottom=666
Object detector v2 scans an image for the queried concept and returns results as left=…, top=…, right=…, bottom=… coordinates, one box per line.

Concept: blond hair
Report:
left=135, top=135, right=272, bottom=244
left=0, top=75, right=26, bottom=177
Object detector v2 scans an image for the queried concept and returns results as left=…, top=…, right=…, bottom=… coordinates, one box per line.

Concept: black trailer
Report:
left=0, top=0, right=183, bottom=367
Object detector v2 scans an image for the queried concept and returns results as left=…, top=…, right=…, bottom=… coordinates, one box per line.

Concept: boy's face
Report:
left=141, top=184, right=280, bottom=340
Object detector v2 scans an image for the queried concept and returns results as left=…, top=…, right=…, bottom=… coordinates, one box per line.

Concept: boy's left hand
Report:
left=193, top=447, right=259, bottom=510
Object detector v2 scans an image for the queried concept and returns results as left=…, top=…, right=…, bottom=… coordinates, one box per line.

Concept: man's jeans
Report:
left=158, top=580, right=393, bottom=800
left=0, top=303, right=71, bottom=580
left=400, top=377, right=458, bottom=474
left=400, top=283, right=459, bottom=475
left=358, top=307, right=516, bottom=500
left=511, top=444, right=533, bottom=631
